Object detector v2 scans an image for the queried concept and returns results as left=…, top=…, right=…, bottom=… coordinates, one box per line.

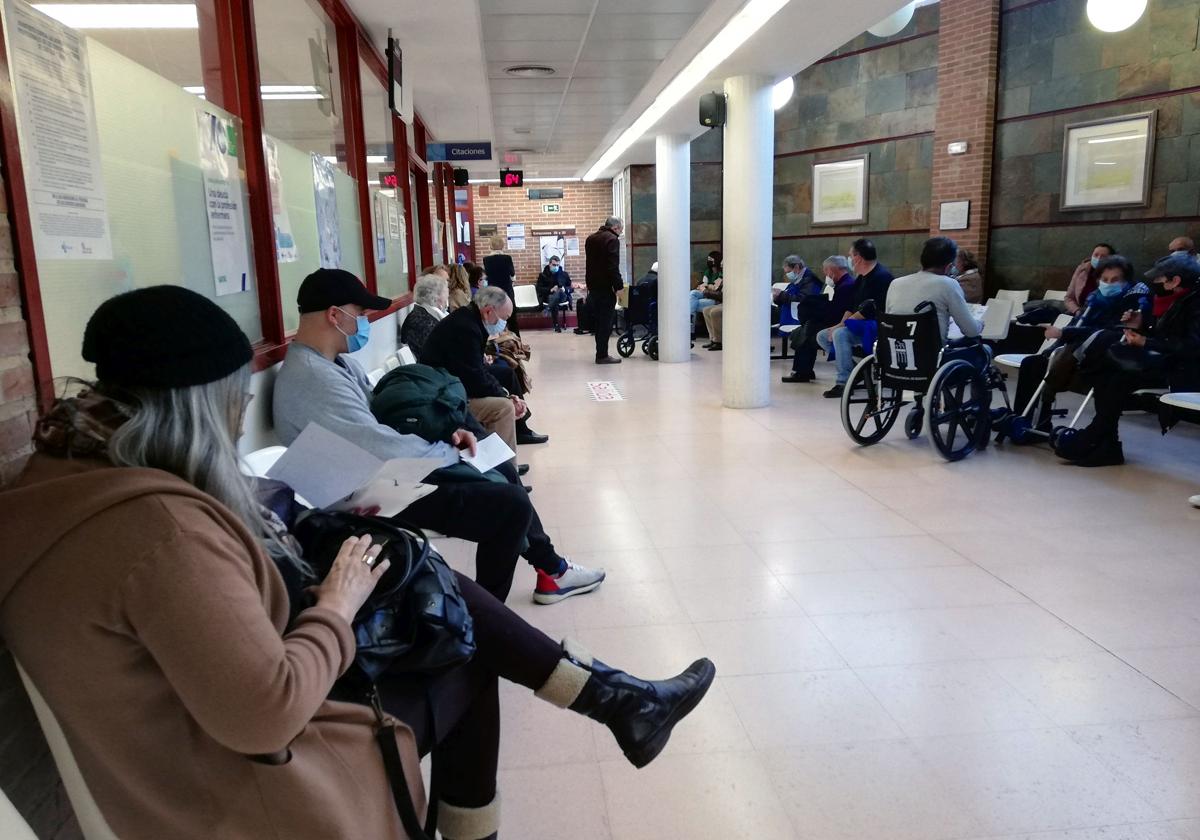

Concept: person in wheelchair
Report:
left=1055, top=254, right=1200, bottom=467
left=1015, top=256, right=1152, bottom=430
left=885, top=237, right=982, bottom=342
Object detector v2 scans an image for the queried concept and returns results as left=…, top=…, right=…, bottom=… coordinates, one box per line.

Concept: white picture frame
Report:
left=1061, top=111, right=1156, bottom=211
left=812, top=154, right=869, bottom=226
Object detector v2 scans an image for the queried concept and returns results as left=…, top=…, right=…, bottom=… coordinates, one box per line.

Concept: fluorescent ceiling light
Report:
left=184, top=83, right=323, bottom=101
left=772, top=77, right=794, bottom=111
left=526, top=177, right=581, bottom=183
left=33, top=3, right=198, bottom=28
left=366, top=155, right=388, bottom=164
left=583, top=0, right=790, bottom=181
left=469, top=179, right=501, bottom=184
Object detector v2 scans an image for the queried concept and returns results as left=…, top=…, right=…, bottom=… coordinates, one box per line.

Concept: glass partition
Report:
left=360, top=58, right=408, bottom=298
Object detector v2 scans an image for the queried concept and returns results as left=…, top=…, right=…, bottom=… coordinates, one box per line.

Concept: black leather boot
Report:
left=535, top=640, right=716, bottom=769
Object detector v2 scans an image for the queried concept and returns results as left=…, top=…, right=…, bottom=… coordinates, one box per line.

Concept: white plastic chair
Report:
left=15, top=661, right=121, bottom=840
left=1042, top=289, right=1067, bottom=302
left=513, top=284, right=540, bottom=309
left=241, top=445, right=288, bottom=477
left=0, top=787, right=38, bottom=840
left=995, top=313, right=1073, bottom=371
left=396, top=345, right=417, bottom=366
left=996, top=289, right=1030, bottom=305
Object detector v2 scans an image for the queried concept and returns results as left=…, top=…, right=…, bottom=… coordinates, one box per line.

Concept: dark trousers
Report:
left=790, top=333, right=819, bottom=375
left=377, top=573, right=562, bottom=812
left=590, top=290, right=617, bottom=359
left=401, top=477, right=534, bottom=602
left=488, top=360, right=525, bottom=397
left=549, top=290, right=571, bottom=328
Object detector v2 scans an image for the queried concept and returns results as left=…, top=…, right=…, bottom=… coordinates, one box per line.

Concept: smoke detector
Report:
left=505, top=65, right=556, bottom=77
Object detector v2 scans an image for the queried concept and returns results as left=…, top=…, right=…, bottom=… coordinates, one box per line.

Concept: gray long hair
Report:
left=104, top=366, right=304, bottom=570
left=414, top=273, right=448, bottom=307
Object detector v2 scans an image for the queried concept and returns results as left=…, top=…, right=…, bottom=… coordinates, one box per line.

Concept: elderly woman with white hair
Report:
left=400, top=273, right=450, bottom=355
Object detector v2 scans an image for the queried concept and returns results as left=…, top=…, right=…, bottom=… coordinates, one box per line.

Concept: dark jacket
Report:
left=823, top=275, right=858, bottom=329
left=371, top=363, right=470, bottom=444
left=850, top=262, right=895, bottom=319
left=535, top=266, right=571, bottom=305
left=1062, top=282, right=1152, bottom=345
left=585, top=225, right=622, bottom=294
left=482, top=254, right=516, bottom=300
left=418, top=302, right=507, bottom=399
left=399, top=306, right=441, bottom=356
left=1147, top=287, right=1200, bottom=391
left=777, top=269, right=824, bottom=325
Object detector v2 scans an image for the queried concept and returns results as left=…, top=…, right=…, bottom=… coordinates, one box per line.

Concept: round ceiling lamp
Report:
left=1085, top=0, right=1147, bottom=32
left=867, top=1, right=917, bottom=38
left=772, top=77, right=794, bottom=110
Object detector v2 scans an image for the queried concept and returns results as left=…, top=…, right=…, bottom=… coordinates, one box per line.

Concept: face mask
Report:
left=1097, top=281, right=1124, bottom=298
left=784, top=271, right=798, bottom=282
left=550, top=264, right=559, bottom=273
left=707, top=260, right=715, bottom=268
left=824, top=275, right=835, bottom=288
left=485, top=316, right=507, bottom=336
left=335, top=308, right=370, bottom=352
left=1172, top=250, right=1190, bottom=257
left=1151, top=281, right=1178, bottom=297
left=1090, top=256, right=1101, bottom=270
left=948, top=263, right=960, bottom=277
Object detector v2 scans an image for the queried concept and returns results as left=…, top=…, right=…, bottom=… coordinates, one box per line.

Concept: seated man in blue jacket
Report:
left=274, top=268, right=605, bottom=605
left=535, top=255, right=573, bottom=333
left=782, top=255, right=854, bottom=383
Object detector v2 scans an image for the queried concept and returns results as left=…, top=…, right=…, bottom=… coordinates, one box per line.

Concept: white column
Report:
left=721, top=75, right=775, bottom=408
left=655, top=133, right=692, bottom=363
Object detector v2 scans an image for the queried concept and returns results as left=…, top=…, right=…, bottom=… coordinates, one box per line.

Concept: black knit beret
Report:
left=82, top=286, right=253, bottom=389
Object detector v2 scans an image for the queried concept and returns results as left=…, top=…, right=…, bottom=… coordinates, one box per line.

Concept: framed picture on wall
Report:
left=1061, top=112, right=1156, bottom=211
left=812, top=154, right=869, bottom=226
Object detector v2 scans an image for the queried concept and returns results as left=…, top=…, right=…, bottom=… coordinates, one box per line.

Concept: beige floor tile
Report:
left=498, top=682, right=597, bottom=770
left=924, top=604, right=1104, bottom=659
left=855, top=660, right=1055, bottom=737
left=912, top=728, right=1162, bottom=834
left=749, top=538, right=875, bottom=574
left=567, top=581, right=691, bottom=630
left=692, top=615, right=846, bottom=675
left=966, top=823, right=1200, bottom=839
left=497, top=763, right=612, bottom=840
left=778, top=569, right=918, bottom=614
left=762, top=739, right=986, bottom=840
left=723, top=670, right=903, bottom=748
left=1173, top=819, right=1200, bottom=839
left=572, top=623, right=707, bottom=680
left=1115, top=647, right=1200, bottom=710
left=812, top=609, right=978, bottom=667
left=1068, top=718, right=1200, bottom=819
left=655, top=543, right=773, bottom=583
left=989, top=651, right=1200, bottom=726
left=599, top=751, right=798, bottom=840
left=674, top=576, right=805, bottom=622
left=880, top=565, right=1030, bottom=608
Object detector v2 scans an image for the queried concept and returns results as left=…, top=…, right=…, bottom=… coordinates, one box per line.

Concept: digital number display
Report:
left=500, top=169, right=524, bottom=188
left=381, top=173, right=400, bottom=188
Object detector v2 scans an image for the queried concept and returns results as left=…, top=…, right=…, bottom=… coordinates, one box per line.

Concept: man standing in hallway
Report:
left=586, top=216, right=625, bottom=364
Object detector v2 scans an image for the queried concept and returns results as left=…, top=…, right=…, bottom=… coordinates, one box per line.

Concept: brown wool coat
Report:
left=0, top=455, right=422, bottom=840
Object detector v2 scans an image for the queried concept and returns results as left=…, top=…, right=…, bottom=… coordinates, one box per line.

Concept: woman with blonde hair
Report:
left=483, top=233, right=519, bottom=335
left=446, top=263, right=471, bottom=311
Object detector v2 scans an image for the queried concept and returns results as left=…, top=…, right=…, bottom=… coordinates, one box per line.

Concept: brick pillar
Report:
left=929, top=0, right=1002, bottom=267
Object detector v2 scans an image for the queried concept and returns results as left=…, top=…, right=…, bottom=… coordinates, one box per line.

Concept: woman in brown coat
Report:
left=0, top=287, right=714, bottom=840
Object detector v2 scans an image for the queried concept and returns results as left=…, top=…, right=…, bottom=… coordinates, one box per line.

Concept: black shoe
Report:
left=823, top=384, right=844, bottom=399
left=554, top=326, right=562, bottom=333
left=524, top=485, right=533, bottom=493
left=707, top=342, right=722, bottom=351
left=568, top=655, right=716, bottom=769
left=517, top=429, right=549, bottom=445
left=518, top=463, right=530, bottom=476
left=1071, top=438, right=1125, bottom=467
left=782, top=371, right=814, bottom=383
left=595, top=356, right=621, bottom=365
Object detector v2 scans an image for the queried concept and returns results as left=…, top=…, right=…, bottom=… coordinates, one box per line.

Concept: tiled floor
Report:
left=438, top=329, right=1200, bottom=840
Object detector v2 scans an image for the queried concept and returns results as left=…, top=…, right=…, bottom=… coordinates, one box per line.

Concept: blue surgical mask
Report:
left=1090, top=256, right=1101, bottom=269
left=1097, top=281, right=1124, bottom=298
left=335, top=307, right=370, bottom=352
left=948, top=263, right=960, bottom=277
left=550, top=264, right=560, bottom=273
left=1172, top=249, right=1191, bottom=258
left=485, top=317, right=507, bottom=337
left=784, top=271, right=798, bottom=282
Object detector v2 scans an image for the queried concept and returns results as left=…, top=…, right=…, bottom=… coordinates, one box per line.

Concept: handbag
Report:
left=291, top=510, right=476, bottom=684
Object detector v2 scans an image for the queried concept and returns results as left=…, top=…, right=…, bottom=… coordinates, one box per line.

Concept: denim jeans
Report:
left=690, top=289, right=717, bottom=317
left=548, top=289, right=571, bottom=328
left=816, top=325, right=863, bottom=385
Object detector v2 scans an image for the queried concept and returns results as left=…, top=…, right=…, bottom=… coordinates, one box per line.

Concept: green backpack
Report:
left=371, top=363, right=469, bottom=444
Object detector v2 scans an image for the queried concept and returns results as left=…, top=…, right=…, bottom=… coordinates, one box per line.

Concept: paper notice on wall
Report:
left=372, top=192, right=387, bottom=265
left=196, top=110, right=250, bottom=296
left=540, top=235, right=566, bottom=267
left=566, top=237, right=580, bottom=256
left=387, top=200, right=401, bottom=239
left=5, top=0, right=112, bottom=260
left=263, top=136, right=297, bottom=262
left=506, top=222, right=525, bottom=238
left=397, top=213, right=408, bottom=273
left=507, top=237, right=525, bottom=251
left=311, top=152, right=341, bottom=268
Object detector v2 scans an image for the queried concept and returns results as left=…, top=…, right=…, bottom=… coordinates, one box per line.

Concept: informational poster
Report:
left=372, top=192, right=387, bottom=265
left=311, top=152, right=341, bottom=268
left=196, top=110, right=250, bottom=296
left=507, top=237, right=525, bottom=251
left=396, top=213, right=408, bottom=273
left=263, top=136, right=297, bottom=262
left=505, top=222, right=525, bottom=239
left=566, top=237, right=580, bottom=256
left=387, top=201, right=401, bottom=239
left=539, top=235, right=566, bottom=267
left=5, top=0, right=112, bottom=260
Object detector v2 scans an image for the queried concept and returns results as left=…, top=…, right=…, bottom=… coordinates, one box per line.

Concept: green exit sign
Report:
left=542, top=203, right=561, bottom=213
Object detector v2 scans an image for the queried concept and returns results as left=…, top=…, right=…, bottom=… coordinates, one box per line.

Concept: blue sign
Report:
left=426, top=142, right=492, bottom=162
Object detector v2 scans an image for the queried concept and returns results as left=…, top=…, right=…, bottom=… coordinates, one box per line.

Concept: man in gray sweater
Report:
left=273, top=268, right=606, bottom=606
left=885, top=237, right=983, bottom=342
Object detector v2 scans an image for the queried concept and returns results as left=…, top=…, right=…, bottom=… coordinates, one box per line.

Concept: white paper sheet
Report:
left=460, top=433, right=516, bottom=474
left=266, top=423, right=437, bottom=516
left=197, top=110, right=251, bottom=296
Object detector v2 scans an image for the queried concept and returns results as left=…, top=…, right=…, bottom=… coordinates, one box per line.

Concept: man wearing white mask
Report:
left=782, top=255, right=855, bottom=383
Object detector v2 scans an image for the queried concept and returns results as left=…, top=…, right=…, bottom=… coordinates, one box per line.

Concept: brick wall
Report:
left=929, top=0, right=1002, bottom=270
left=469, top=181, right=613, bottom=286
left=0, top=169, right=82, bottom=837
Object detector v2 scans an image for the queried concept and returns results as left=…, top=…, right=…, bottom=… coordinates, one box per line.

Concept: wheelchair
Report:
left=616, top=284, right=659, bottom=360
left=839, top=303, right=1015, bottom=461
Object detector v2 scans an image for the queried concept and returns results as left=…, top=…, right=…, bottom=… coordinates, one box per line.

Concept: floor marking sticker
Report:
left=587, top=381, right=624, bottom=402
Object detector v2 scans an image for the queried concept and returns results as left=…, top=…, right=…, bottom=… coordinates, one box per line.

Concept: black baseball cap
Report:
left=1144, top=254, right=1200, bottom=286
left=297, top=268, right=391, bottom=313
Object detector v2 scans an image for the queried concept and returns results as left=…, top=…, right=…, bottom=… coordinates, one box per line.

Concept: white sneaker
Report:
left=533, top=560, right=606, bottom=605
left=1190, top=494, right=1200, bottom=509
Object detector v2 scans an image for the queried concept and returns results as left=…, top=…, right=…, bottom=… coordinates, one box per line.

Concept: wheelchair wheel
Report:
left=616, top=333, right=635, bottom=358
left=928, top=360, right=992, bottom=462
left=647, top=335, right=659, bottom=360
left=841, top=355, right=903, bottom=446
left=904, top=404, right=924, bottom=439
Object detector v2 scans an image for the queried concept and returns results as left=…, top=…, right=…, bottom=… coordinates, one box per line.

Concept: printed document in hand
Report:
left=266, top=423, right=437, bottom=516
left=460, top=433, right=516, bottom=473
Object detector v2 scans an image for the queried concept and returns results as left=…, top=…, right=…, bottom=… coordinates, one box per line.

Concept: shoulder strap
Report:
left=372, top=688, right=437, bottom=840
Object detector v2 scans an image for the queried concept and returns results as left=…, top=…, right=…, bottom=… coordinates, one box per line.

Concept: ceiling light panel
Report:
left=32, top=3, right=199, bottom=28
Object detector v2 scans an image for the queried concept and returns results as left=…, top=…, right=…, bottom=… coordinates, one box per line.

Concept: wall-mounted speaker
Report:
left=699, top=92, right=726, bottom=128
left=453, top=168, right=469, bottom=186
